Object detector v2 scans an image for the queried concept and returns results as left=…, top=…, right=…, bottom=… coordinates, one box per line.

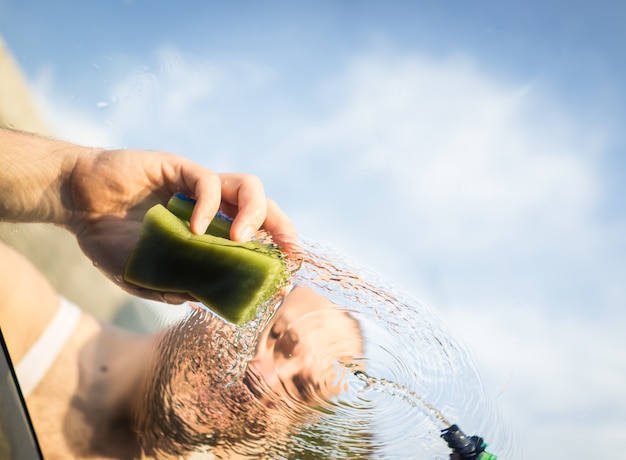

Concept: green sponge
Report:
left=123, top=195, right=288, bottom=324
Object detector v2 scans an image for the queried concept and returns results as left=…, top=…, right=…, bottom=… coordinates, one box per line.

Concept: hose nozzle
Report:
left=441, top=424, right=497, bottom=460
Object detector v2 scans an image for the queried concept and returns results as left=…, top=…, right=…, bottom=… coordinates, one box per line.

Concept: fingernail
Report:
left=195, top=217, right=210, bottom=235
left=239, top=225, right=256, bottom=242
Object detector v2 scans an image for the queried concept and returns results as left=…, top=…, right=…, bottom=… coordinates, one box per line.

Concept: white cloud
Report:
left=32, top=46, right=278, bottom=166
left=281, top=54, right=603, bottom=259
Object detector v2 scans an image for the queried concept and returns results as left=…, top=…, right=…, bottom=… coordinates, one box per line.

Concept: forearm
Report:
left=0, top=128, right=90, bottom=227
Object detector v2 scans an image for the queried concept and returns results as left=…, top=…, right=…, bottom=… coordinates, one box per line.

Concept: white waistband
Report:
left=15, top=297, right=81, bottom=398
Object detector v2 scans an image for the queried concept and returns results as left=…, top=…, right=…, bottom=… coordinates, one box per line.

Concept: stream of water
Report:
left=263, top=238, right=519, bottom=459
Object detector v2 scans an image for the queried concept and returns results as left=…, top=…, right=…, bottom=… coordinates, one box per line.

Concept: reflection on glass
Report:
left=131, top=239, right=513, bottom=459
left=137, top=286, right=367, bottom=459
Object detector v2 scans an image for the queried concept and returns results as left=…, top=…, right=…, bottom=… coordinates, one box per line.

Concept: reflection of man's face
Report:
left=136, top=287, right=363, bottom=459
left=249, top=287, right=363, bottom=407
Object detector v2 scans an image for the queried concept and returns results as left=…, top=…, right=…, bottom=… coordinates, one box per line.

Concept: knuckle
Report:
left=240, top=173, right=263, bottom=188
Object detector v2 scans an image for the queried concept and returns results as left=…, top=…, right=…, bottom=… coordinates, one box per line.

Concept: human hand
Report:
left=67, top=148, right=297, bottom=302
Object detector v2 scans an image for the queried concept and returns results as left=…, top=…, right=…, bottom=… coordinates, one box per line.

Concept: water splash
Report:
left=158, top=238, right=518, bottom=459
left=196, top=293, right=281, bottom=386
left=270, top=239, right=518, bottom=459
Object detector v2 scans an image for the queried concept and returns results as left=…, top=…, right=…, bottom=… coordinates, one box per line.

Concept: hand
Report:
left=68, top=148, right=297, bottom=302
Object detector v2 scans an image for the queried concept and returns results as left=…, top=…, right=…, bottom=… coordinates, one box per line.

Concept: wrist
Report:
left=58, top=145, right=95, bottom=231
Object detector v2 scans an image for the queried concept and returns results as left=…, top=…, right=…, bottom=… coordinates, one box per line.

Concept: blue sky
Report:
left=2, top=1, right=625, bottom=458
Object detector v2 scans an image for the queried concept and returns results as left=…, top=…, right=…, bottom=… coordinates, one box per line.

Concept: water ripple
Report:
left=152, top=238, right=518, bottom=459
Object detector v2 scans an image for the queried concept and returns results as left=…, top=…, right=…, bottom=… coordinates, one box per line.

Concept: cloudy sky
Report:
left=2, top=1, right=625, bottom=458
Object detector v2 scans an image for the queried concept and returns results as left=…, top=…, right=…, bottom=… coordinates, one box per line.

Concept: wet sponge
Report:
left=123, top=196, right=288, bottom=325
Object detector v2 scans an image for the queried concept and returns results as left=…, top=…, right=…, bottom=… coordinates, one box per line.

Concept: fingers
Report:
left=263, top=199, right=299, bottom=248
left=218, top=173, right=267, bottom=241
left=164, top=155, right=296, bottom=243
left=188, top=173, right=222, bottom=235
left=159, top=154, right=221, bottom=234
left=218, top=174, right=298, bottom=245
